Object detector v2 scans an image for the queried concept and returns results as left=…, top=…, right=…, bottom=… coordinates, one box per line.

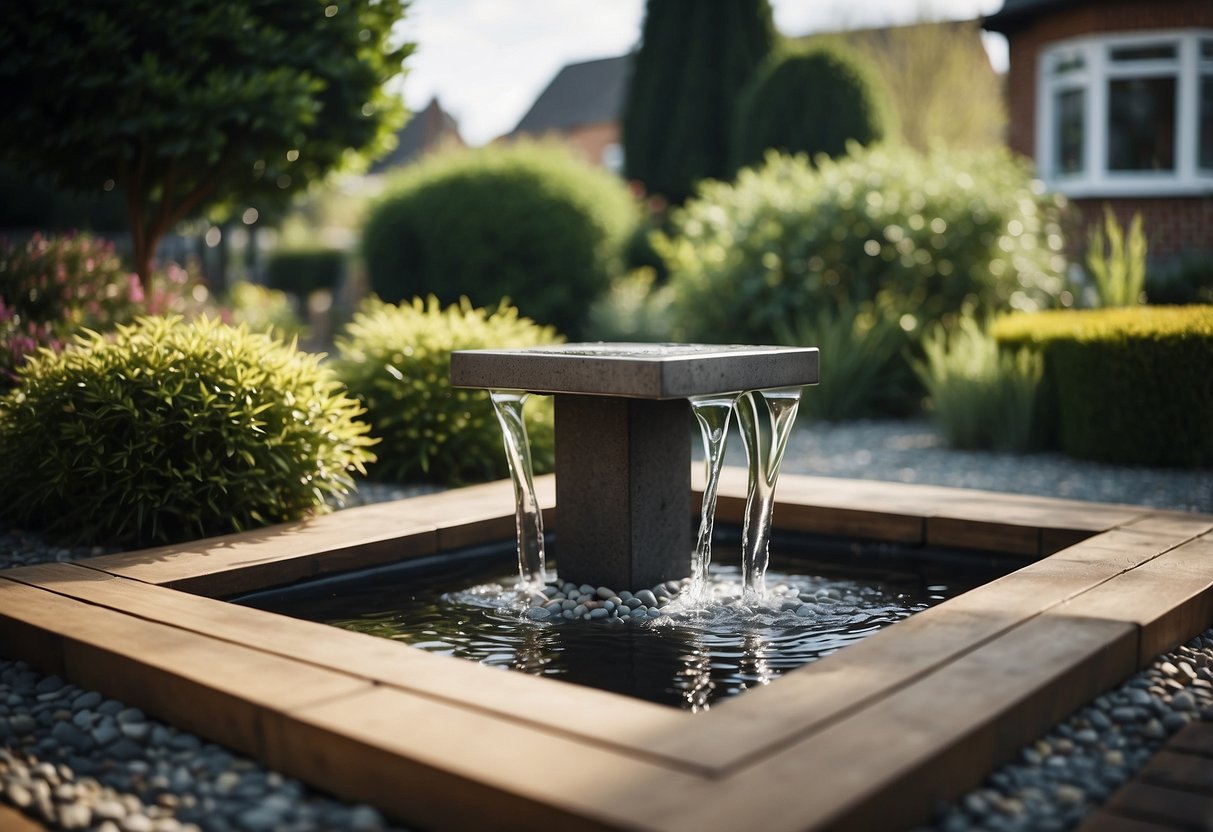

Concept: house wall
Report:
left=1001, top=0, right=1213, bottom=258
left=561, top=122, right=622, bottom=170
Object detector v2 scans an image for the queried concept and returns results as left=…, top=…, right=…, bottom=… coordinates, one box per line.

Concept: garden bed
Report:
left=1, top=472, right=1210, bottom=831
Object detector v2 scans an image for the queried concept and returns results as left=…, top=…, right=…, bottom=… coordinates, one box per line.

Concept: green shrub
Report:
left=774, top=300, right=909, bottom=422
left=993, top=306, right=1213, bottom=467
left=732, top=40, right=894, bottom=172
left=0, top=316, right=375, bottom=545
left=584, top=268, right=675, bottom=342
left=224, top=281, right=305, bottom=340
left=913, top=316, right=1042, bottom=451
left=265, top=247, right=346, bottom=296
left=362, top=143, right=638, bottom=339
left=0, top=234, right=214, bottom=384
left=660, top=146, right=1067, bottom=346
left=1086, top=206, right=1146, bottom=307
left=1, top=234, right=140, bottom=384
left=1147, top=251, right=1213, bottom=305
left=330, top=295, right=561, bottom=486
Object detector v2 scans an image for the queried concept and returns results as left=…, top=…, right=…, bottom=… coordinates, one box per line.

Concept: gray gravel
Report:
left=2, top=418, right=1210, bottom=830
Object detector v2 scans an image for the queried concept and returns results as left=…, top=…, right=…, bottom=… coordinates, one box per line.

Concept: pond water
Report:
left=234, top=532, right=1015, bottom=711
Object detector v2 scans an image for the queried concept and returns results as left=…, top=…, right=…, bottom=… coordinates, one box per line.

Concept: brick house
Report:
left=504, top=56, right=628, bottom=172
left=984, top=0, right=1213, bottom=260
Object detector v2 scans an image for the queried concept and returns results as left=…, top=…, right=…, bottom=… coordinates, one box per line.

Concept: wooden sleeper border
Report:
left=1, top=472, right=1211, bottom=831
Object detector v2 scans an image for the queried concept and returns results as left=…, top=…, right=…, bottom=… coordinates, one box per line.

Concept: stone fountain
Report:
left=451, top=343, right=819, bottom=592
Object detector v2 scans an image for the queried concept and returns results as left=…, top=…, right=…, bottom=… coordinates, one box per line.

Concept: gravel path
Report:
left=1, top=418, right=1210, bottom=831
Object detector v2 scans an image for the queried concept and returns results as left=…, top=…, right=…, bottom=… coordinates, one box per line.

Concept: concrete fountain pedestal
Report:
left=451, top=343, right=819, bottom=589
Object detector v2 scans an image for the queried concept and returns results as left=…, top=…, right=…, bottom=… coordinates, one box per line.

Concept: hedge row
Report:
left=993, top=306, right=1213, bottom=467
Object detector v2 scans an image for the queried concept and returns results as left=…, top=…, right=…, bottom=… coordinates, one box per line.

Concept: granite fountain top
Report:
left=450, top=343, right=820, bottom=400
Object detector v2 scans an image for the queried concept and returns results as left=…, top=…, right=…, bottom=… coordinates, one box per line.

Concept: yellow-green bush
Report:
left=330, top=296, right=561, bottom=485
left=993, top=306, right=1213, bottom=466
left=0, top=316, right=375, bottom=545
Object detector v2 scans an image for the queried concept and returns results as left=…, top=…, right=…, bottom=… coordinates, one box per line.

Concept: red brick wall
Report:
left=1071, top=196, right=1213, bottom=259
left=998, top=0, right=1213, bottom=258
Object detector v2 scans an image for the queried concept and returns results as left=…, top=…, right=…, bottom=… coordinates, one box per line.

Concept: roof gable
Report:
left=510, top=55, right=630, bottom=136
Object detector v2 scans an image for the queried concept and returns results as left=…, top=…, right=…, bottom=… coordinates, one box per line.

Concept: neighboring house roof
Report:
left=509, top=55, right=630, bottom=137
left=983, top=0, right=1096, bottom=34
left=370, top=97, right=463, bottom=173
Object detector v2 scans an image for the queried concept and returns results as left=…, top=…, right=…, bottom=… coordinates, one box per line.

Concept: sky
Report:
left=395, top=0, right=1010, bottom=147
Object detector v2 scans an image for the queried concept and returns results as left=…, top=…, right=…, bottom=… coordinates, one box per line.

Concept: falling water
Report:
left=489, top=390, right=546, bottom=587
left=688, top=393, right=739, bottom=601
left=736, top=387, right=804, bottom=598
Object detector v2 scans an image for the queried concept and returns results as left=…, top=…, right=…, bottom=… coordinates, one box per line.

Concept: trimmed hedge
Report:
left=265, top=247, right=346, bottom=296
left=993, top=306, right=1213, bottom=467
left=361, top=143, right=638, bottom=339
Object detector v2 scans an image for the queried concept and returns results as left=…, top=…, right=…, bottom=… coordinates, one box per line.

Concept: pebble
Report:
left=924, top=628, right=1213, bottom=831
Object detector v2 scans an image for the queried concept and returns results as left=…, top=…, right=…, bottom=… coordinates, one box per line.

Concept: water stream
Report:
left=736, top=387, right=804, bottom=598
left=689, top=393, right=739, bottom=602
left=489, top=390, right=546, bottom=587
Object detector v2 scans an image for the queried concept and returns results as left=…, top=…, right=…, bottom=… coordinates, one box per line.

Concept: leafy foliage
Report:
left=224, top=282, right=304, bottom=340
left=732, top=40, right=894, bottom=172
left=0, top=316, right=375, bottom=545
left=659, top=146, right=1068, bottom=344
left=0, top=234, right=209, bottom=384
left=994, top=306, right=1213, bottom=466
left=841, top=21, right=1005, bottom=153
left=0, top=0, right=412, bottom=285
left=330, top=296, right=561, bottom=486
left=1147, top=252, right=1213, bottom=305
left=912, top=317, right=1042, bottom=451
left=774, top=301, right=909, bottom=421
left=362, top=143, right=637, bottom=338
left=1086, top=206, right=1147, bottom=307
left=585, top=268, right=676, bottom=343
left=265, top=247, right=347, bottom=297
left=622, top=0, right=776, bottom=203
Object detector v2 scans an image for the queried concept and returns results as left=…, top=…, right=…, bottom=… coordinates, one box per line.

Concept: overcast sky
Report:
left=395, top=0, right=1009, bottom=146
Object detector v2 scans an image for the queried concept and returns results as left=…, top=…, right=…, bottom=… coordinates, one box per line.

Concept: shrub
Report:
left=362, top=143, right=638, bottom=339
left=0, top=316, right=375, bottom=546
left=584, top=268, right=675, bottom=343
left=330, top=295, right=561, bottom=486
left=224, top=281, right=305, bottom=340
left=0, top=234, right=214, bottom=384
left=773, top=300, right=909, bottom=422
left=658, top=146, right=1067, bottom=411
left=1086, top=206, right=1146, bottom=307
left=732, top=40, right=894, bottom=172
left=0, top=234, right=141, bottom=383
left=1147, top=251, right=1213, bottom=305
left=993, top=306, right=1213, bottom=467
left=913, top=316, right=1042, bottom=451
left=265, top=247, right=346, bottom=297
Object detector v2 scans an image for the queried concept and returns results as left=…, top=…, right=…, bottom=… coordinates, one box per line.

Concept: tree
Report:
left=732, top=40, right=895, bottom=172
left=623, top=0, right=776, bottom=204
left=841, top=20, right=1005, bottom=154
left=0, top=1, right=412, bottom=289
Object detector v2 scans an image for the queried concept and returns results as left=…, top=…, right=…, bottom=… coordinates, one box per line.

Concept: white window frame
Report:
left=1036, top=29, right=1213, bottom=197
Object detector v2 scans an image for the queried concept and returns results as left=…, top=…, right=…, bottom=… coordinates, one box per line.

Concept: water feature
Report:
left=488, top=390, right=546, bottom=587
left=689, top=393, right=738, bottom=601
left=736, top=387, right=804, bottom=598
left=450, top=343, right=820, bottom=592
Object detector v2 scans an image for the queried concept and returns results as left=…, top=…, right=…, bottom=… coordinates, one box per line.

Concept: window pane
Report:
left=1053, top=54, right=1084, bottom=76
left=1110, top=44, right=1177, bottom=62
left=1201, top=39, right=1213, bottom=60
left=1107, top=76, right=1176, bottom=171
left=1055, top=88, right=1085, bottom=174
left=1201, top=75, right=1213, bottom=170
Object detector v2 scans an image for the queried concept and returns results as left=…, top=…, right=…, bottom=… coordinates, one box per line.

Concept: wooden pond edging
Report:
left=1, top=471, right=1211, bottom=831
